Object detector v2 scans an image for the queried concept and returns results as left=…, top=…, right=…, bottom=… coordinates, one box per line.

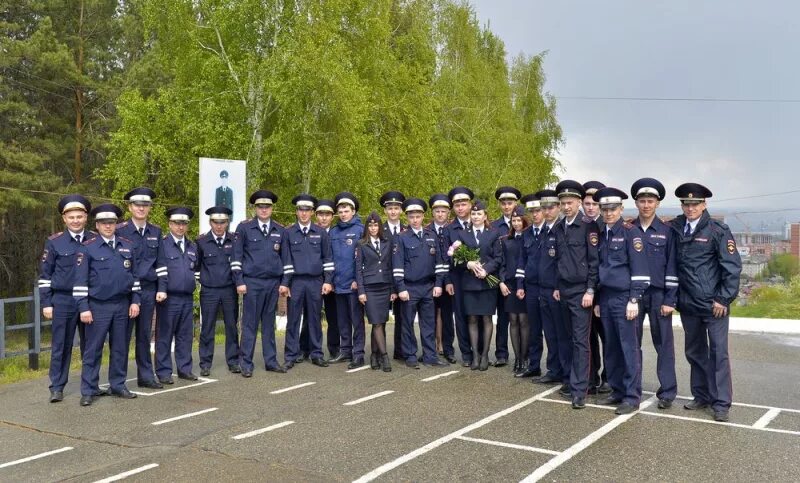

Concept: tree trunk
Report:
left=73, top=0, right=85, bottom=183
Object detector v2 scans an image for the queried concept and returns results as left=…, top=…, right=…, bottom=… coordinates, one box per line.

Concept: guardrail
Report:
left=0, top=287, right=51, bottom=369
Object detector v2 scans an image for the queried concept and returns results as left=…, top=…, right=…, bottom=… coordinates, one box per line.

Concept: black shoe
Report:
left=405, top=360, right=420, bottom=369
left=558, top=385, right=571, bottom=398
left=347, top=358, right=365, bottom=369
left=381, top=354, right=392, bottom=372
left=479, top=355, right=489, bottom=371
left=138, top=380, right=164, bottom=390
left=444, top=354, right=457, bottom=364
left=470, top=358, right=479, bottom=371
left=615, top=403, right=638, bottom=415
left=200, top=368, right=211, bottom=377
left=328, top=353, right=352, bottom=364
left=533, top=374, right=560, bottom=384
left=370, top=353, right=380, bottom=370
left=159, top=376, right=174, bottom=385
left=572, top=397, right=585, bottom=409
left=423, top=359, right=450, bottom=368
left=713, top=410, right=730, bottom=422
left=49, top=391, right=64, bottom=403
left=596, top=382, right=612, bottom=394
left=311, top=358, right=329, bottom=367
left=596, top=395, right=623, bottom=406
left=296, top=354, right=307, bottom=363
left=657, top=399, right=673, bottom=409
left=241, top=369, right=253, bottom=378
left=494, top=358, right=508, bottom=367
left=684, top=399, right=709, bottom=410
left=95, top=388, right=110, bottom=397
left=393, top=354, right=404, bottom=361
left=515, top=367, right=541, bottom=378
left=228, top=364, right=242, bottom=374
left=178, top=372, right=198, bottom=381
left=110, top=388, right=137, bottom=399
left=462, top=360, right=472, bottom=368
left=284, top=360, right=295, bottom=370
left=266, top=365, right=287, bottom=374
left=328, top=351, right=340, bottom=360
left=80, top=395, right=94, bottom=406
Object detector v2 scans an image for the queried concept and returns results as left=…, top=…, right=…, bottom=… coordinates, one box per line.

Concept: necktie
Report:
left=177, top=240, right=183, bottom=253
left=216, top=236, right=223, bottom=247
left=107, top=240, right=114, bottom=250
left=475, top=229, right=481, bottom=245
left=417, top=231, right=422, bottom=240
left=75, top=234, right=81, bottom=244
left=437, top=226, right=442, bottom=236
left=684, top=224, right=691, bottom=237
left=262, top=224, right=268, bottom=236
left=393, top=226, right=398, bottom=236
left=302, top=226, right=308, bottom=236
left=606, top=229, right=611, bottom=241
left=534, top=227, right=539, bottom=239
left=138, top=227, right=144, bottom=237
left=374, top=240, right=380, bottom=252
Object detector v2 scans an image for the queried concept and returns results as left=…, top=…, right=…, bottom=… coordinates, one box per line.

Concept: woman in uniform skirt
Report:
left=455, top=201, right=504, bottom=371
left=499, top=206, right=530, bottom=375
left=355, top=211, right=395, bottom=372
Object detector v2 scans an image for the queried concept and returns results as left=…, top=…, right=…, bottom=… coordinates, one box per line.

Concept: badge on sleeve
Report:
left=589, top=233, right=599, bottom=246
left=633, top=237, right=644, bottom=252
left=727, top=239, right=736, bottom=255
left=430, top=247, right=436, bottom=255
left=274, top=243, right=281, bottom=251
left=76, top=252, right=84, bottom=266
left=346, top=239, right=353, bottom=245
left=548, top=248, right=556, bottom=257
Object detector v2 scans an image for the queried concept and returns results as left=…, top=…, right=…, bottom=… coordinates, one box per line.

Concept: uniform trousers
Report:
left=81, top=297, right=131, bottom=396
left=599, top=292, right=642, bottom=406
left=155, top=293, right=194, bottom=378
left=128, top=285, right=157, bottom=383
left=636, top=287, right=677, bottom=401
left=401, top=281, right=437, bottom=364
left=559, top=287, right=592, bottom=397
left=49, top=292, right=81, bottom=392
left=336, top=290, right=365, bottom=359
left=681, top=313, right=732, bottom=412
left=285, top=276, right=325, bottom=362
left=239, top=276, right=281, bottom=371
left=199, top=286, right=240, bottom=370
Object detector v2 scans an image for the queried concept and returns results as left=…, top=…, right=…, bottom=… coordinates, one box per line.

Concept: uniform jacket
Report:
left=492, top=215, right=512, bottom=233
left=195, top=231, right=235, bottom=288
left=382, top=221, right=407, bottom=241
left=116, top=220, right=162, bottom=287
left=156, top=235, right=198, bottom=295
left=453, top=225, right=504, bottom=292
left=329, top=219, right=364, bottom=293
left=552, top=213, right=600, bottom=295
left=392, top=227, right=447, bottom=292
left=73, top=236, right=141, bottom=312
left=39, top=231, right=97, bottom=308
left=500, top=232, right=522, bottom=286
left=516, top=224, right=545, bottom=290
left=669, top=211, right=742, bottom=316
left=597, top=218, right=650, bottom=300
left=231, top=218, right=286, bottom=284
left=631, top=216, right=679, bottom=307
left=355, top=236, right=394, bottom=295
left=444, top=219, right=470, bottom=284
left=283, top=222, right=334, bottom=286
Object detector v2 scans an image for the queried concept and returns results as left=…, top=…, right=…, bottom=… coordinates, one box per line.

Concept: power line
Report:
left=556, top=95, right=800, bottom=104
left=714, top=189, right=800, bottom=203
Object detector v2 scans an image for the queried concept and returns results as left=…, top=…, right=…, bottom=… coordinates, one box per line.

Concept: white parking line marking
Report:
left=753, top=408, right=782, bottom=429
left=151, top=408, right=218, bottom=426
left=270, top=382, right=316, bottom=394
left=92, top=463, right=159, bottom=482
left=521, top=396, right=657, bottom=482
left=643, top=390, right=800, bottom=414
left=352, top=385, right=561, bottom=483
left=102, top=377, right=218, bottom=397
left=539, top=398, right=616, bottom=411
left=456, top=436, right=560, bottom=456
left=421, top=371, right=459, bottom=382
left=344, top=390, right=394, bottom=406
left=641, top=410, right=800, bottom=436
left=232, top=421, right=295, bottom=440
left=346, top=366, right=371, bottom=373
left=0, top=447, right=73, bottom=470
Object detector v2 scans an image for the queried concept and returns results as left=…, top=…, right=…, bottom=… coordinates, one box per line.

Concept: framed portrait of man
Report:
left=199, top=157, right=246, bottom=233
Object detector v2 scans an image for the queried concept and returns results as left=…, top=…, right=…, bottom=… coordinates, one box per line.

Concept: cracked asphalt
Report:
left=1, top=324, right=799, bottom=482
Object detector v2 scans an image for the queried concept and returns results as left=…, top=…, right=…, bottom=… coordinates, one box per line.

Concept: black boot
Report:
left=370, top=353, right=380, bottom=370
left=380, top=354, right=392, bottom=372
left=479, top=354, right=490, bottom=371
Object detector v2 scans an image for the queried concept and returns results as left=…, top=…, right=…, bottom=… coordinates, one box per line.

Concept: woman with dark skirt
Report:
left=455, top=200, right=504, bottom=371
left=355, top=211, right=395, bottom=372
left=499, top=206, right=530, bottom=375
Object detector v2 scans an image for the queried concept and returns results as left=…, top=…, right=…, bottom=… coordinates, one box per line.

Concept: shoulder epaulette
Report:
left=117, top=220, right=129, bottom=228
left=118, top=236, right=132, bottom=244
left=582, top=215, right=594, bottom=224
left=198, top=231, right=209, bottom=239
left=48, top=231, right=63, bottom=240
left=622, top=221, right=634, bottom=230
left=83, top=237, right=99, bottom=246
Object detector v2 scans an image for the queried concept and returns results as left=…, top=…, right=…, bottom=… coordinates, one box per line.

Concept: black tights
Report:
left=468, top=315, right=493, bottom=361
left=371, top=324, right=387, bottom=355
left=508, top=313, right=529, bottom=362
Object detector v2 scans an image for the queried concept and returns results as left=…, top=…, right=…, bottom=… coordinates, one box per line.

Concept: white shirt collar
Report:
left=299, top=223, right=311, bottom=231
left=172, top=234, right=185, bottom=244
left=68, top=230, right=85, bottom=239
left=258, top=219, right=271, bottom=231
left=686, top=218, right=700, bottom=231
left=132, top=220, right=147, bottom=231
left=102, top=236, right=115, bottom=245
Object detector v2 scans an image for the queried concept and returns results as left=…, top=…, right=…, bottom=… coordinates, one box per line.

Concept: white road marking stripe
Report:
left=151, top=407, right=218, bottom=426
left=539, top=397, right=617, bottom=411
left=456, top=436, right=560, bottom=456
left=346, top=366, right=371, bottom=373
left=521, top=396, right=657, bottom=482
left=269, top=382, right=316, bottom=394
left=344, top=390, right=394, bottom=406
left=100, top=377, right=218, bottom=396
left=640, top=410, right=800, bottom=436
left=643, top=390, right=800, bottom=414
left=232, top=421, right=295, bottom=440
left=421, top=370, right=459, bottom=382
left=352, top=385, right=560, bottom=483
left=92, top=463, right=159, bottom=482
left=0, top=447, right=73, bottom=470
left=753, top=408, right=782, bottom=429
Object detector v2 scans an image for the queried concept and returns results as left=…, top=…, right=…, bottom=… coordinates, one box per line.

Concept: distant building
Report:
left=792, top=223, right=800, bottom=259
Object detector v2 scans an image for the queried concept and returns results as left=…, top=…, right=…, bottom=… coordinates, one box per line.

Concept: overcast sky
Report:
left=470, top=0, right=800, bottom=228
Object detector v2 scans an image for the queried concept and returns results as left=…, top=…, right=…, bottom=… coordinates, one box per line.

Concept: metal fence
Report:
left=0, top=287, right=51, bottom=369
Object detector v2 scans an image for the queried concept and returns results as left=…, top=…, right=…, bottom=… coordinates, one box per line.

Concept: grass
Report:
left=731, top=277, right=800, bottom=320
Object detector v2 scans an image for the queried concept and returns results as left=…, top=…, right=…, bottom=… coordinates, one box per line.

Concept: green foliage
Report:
left=731, top=276, right=800, bottom=319
left=764, top=253, right=800, bottom=280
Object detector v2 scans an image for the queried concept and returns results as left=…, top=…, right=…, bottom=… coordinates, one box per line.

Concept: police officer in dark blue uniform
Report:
left=39, top=195, right=95, bottom=402
left=380, top=190, right=407, bottom=360
left=552, top=180, right=600, bottom=409
left=515, top=194, right=545, bottom=379
left=311, top=199, right=339, bottom=360
left=670, top=183, right=741, bottom=422
left=283, top=194, right=334, bottom=369
left=329, top=192, right=366, bottom=368
left=195, top=206, right=241, bottom=377
left=428, top=193, right=457, bottom=364
left=592, top=187, right=650, bottom=415
left=74, top=204, right=140, bottom=406
left=231, top=190, right=287, bottom=377
left=154, top=207, right=198, bottom=383
left=393, top=198, right=449, bottom=368
left=117, top=187, right=163, bottom=389
left=630, top=178, right=679, bottom=409
left=444, top=186, right=476, bottom=366
left=492, top=187, right=521, bottom=368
